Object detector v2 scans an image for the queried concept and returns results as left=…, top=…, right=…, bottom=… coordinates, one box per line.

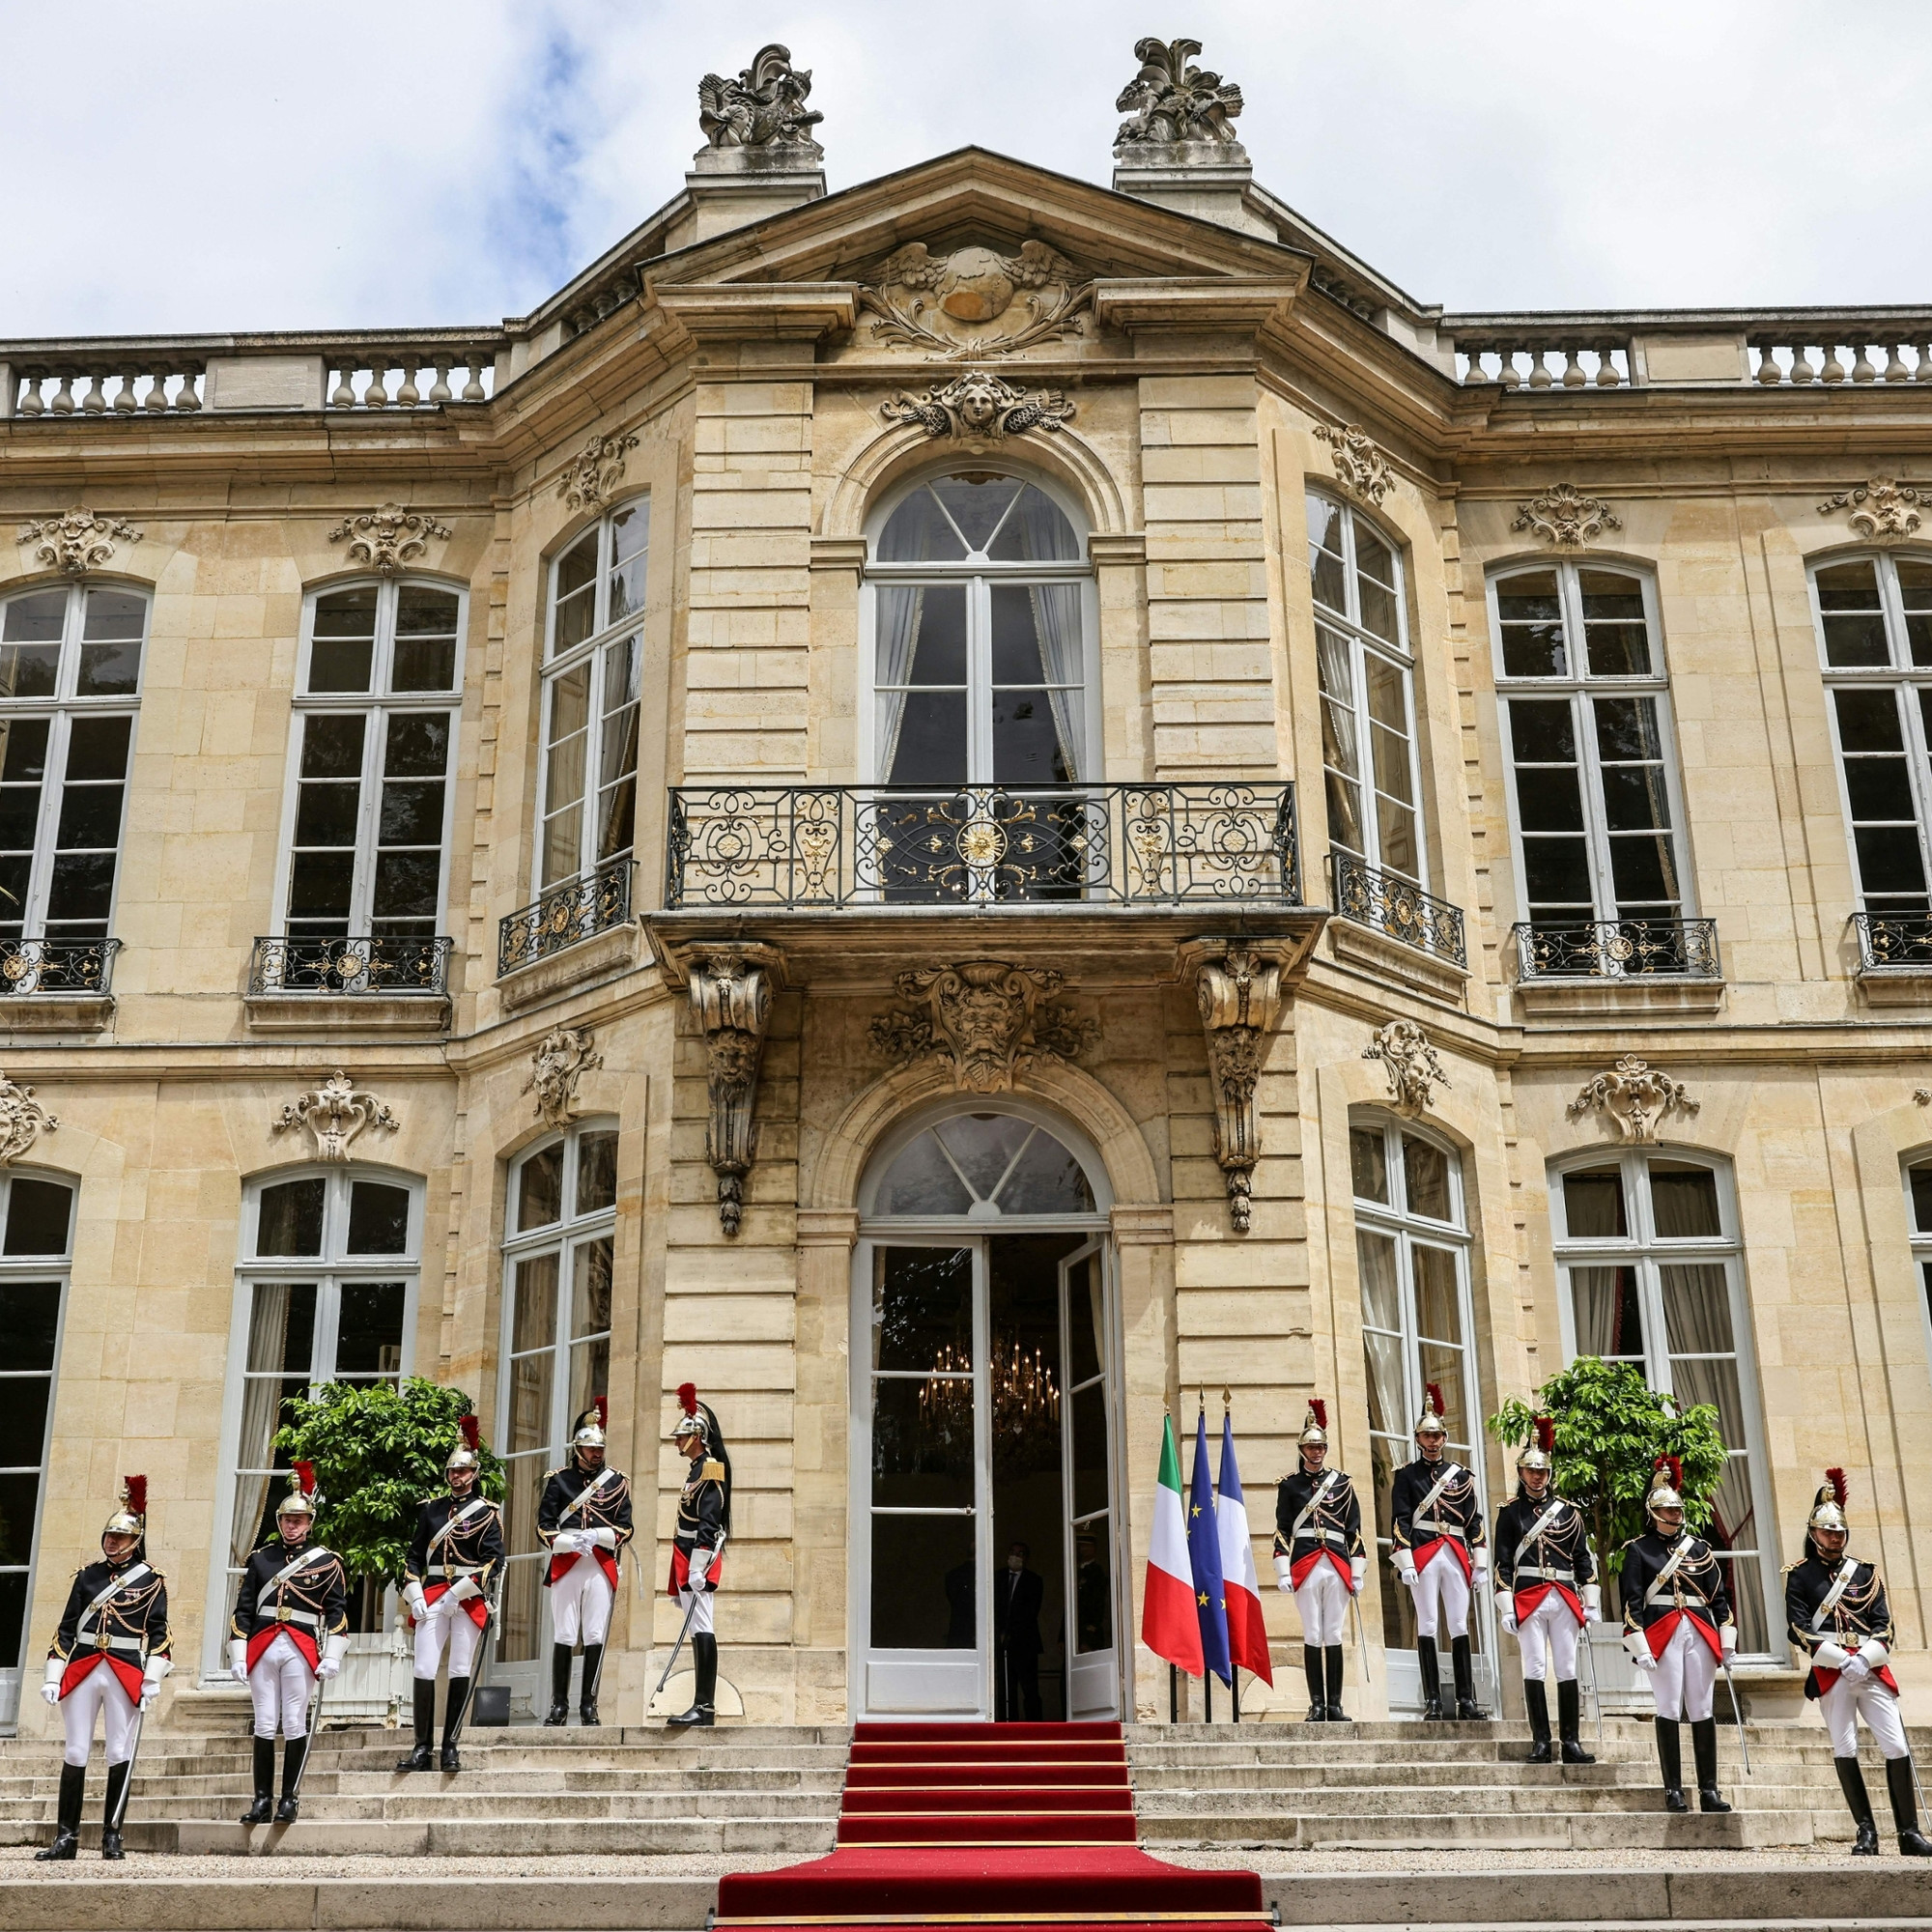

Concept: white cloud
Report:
left=4, top=0, right=1930, bottom=336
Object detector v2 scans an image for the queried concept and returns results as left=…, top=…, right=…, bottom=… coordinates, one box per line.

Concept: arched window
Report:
left=1550, top=1148, right=1773, bottom=1653
left=539, top=500, right=647, bottom=895
left=496, top=1122, right=618, bottom=1666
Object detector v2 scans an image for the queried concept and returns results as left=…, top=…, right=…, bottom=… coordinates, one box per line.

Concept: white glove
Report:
left=1350, top=1555, right=1366, bottom=1594
left=1862, top=1640, right=1889, bottom=1671
left=40, top=1681, right=59, bottom=1706
left=688, top=1548, right=711, bottom=1588
left=229, top=1639, right=248, bottom=1682
left=1631, top=1650, right=1657, bottom=1673
left=1816, top=1640, right=1852, bottom=1672
left=139, top=1656, right=168, bottom=1712
left=1471, top=1552, right=1490, bottom=1583
left=448, top=1577, right=480, bottom=1604
left=1394, top=1549, right=1415, bottom=1584
left=1841, top=1652, right=1869, bottom=1684
left=1273, top=1554, right=1293, bottom=1593
left=42, top=1657, right=62, bottom=1705
left=1624, top=1628, right=1653, bottom=1668
left=588, top=1526, right=617, bottom=1550
left=404, top=1582, right=427, bottom=1621
left=317, top=1632, right=349, bottom=1682
left=552, top=1530, right=582, bottom=1556
left=1583, top=1584, right=1602, bottom=1621
left=1720, top=1622, right=1737, bottom=1658
left=1495, top=1588, right=1517, bottom=1634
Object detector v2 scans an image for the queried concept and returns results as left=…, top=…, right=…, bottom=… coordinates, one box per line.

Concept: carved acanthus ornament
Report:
left=688, top=945, right=781, bottom=1236
left=869, top=961, right=1095, bottom=1095
left=0, top=1075, right=57, bottom=1167
left=17, top=507, right=142, bottom=578
left=1512, top=483, right=1622, bottom=549
left=859, top=241, right=1093, bottom=360
left=698, top=43, right=824, bottom=154
left=271, top=1070, right=401, bottom=1163
left=558, top=432, right=640, bottom=512
left=524, top=1027, right=604, bottom=1129
left=1363, top=1020, right=1447, bottom=1121
left=1193, top=947, right=1285, bottom=1234
left=1567, top=1055, right=1698, bottom=1145
left=881, top=373, right=1075, bottom=442
left=327, top=503, right=453, bottom=575
left=1114, top=37, right=1245, bottom=150
left=1818, top=478, right=1930, bottom=542
left=1315, top=424, right=1394, bottom=507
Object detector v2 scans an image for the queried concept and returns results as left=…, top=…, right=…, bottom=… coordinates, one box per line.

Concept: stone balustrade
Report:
left=14, top=363, right=204, bottom=414
left=1747, top=331, right=1932, bottom=385
left=1454, top=335, right=1632, bottom=388
left=324, top=350, right=497, bottom=409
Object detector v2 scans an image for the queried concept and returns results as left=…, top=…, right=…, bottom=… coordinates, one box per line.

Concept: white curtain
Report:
left=230, top=1282, right=293, bottom=1569
left=874, top=586, right=924, bottom=782
left=1015, top=491, right=1086, bottom=784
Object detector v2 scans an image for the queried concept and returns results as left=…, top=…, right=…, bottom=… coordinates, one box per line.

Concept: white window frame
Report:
left=274, top=576, right=466, bottom=938
left=1489, top=560, right=1695, bottom=932
left=535, top=500, right=649, bottom=895
left=1548, top=1145, right=1779, bottom=1659
left=1902, top=1153, right=1932, bottom=1384
left=206, top=1164, right=422, bottom=1677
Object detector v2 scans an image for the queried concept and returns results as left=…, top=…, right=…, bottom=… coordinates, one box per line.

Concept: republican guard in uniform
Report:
left=1620, top=1456, right=1736, bottom=1814
left=1391, top=1384, right=1487, bottom=1719
left=667, top=1382, right=732, bottom=1728
left=39, top=1476, right=171, bottom=1861
left=396, top=1414, right=504, bottom=1774
left=1493, top=1416, right=1597, bottom=1765
left=537, top=1397, right=634, bottom=1726
left=1272, top=1399, right=1364, bottom=1721
left=229, top=1463, right=349, bottom=1823
left=1785, top=1469, right=1932, bottom=1856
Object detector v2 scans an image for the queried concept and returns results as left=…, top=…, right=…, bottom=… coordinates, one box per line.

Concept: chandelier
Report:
left=918, top=1337, right=1061, bottom=1478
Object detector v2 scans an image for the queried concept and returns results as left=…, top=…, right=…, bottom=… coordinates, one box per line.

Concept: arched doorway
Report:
left=850, top=1100, right=1122, bottom=1720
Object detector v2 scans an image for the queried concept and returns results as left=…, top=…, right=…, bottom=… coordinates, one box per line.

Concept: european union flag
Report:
left=1187, top=1406, right=1232, bottom=1687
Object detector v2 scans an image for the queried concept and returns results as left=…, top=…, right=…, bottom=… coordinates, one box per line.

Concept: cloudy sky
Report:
left=7, top=0, right=1929, bottom=338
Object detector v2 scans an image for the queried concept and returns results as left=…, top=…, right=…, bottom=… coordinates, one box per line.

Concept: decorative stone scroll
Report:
left=881, top=373, right=1074, bottom=441
left=1193, top=946, right=1285, bottom=1234
left=868, top=961, right=1094, bottom=1096
left=271, top=1070, right=400, bottom=1163
left=859, top=241, right=1092, bottom=360
left=1114, top=37, right=1245, bottom=151
left=1363, top=1020, right=1447, bottom=1121
left=327, top=503, right=452, bottom=575
left=0, top=1074, right=57, bottom=1167
left=557, top=432, right=639, bottom=512
left=1315, top=424, right=1394, bottom=507
left=1512, top=483, right=1622, bottom=549
left=17, top=507, right=142, bottom=578
left=1818, top=478, right=1930, bottom=542
left=524, top=1027, right=603, bottom=1129
left=688, top=945, right=781, bottom=1237
left=697, top=43, right=824, bottom=154
left=1567, top=1055, right=1697, bottom=1145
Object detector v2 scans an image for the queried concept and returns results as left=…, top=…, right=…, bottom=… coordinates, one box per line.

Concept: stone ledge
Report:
left=243, top=993, right=450, bottom=1035
left=1326, top=915, right=1469, bottom=1005
left=1513, top=974, right=1725, bottom=1021
left=1856, top=966, right=1932, bottom=1009
left=497, top=921, right=643, bottom=1011
left=0, top=995, right=113, bottom=1035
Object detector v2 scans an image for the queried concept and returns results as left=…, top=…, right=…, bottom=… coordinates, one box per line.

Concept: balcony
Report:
left=1851, top=911, right=1932, bottom=1006
left=0, top=937, right=123, bottom=1032
left=497, top=857, right=638, bottom=983
left=1510, top=918, right=1723, bottom=1020
left=246, top=934, right=454, bottom=1034
left=1328, top=853, right=1465, bottom=963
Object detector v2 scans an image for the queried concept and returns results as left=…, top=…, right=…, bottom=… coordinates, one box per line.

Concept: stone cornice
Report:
left=649, top=282, right=859, bottom=344
left=1092, top=276, right=1301, bottom=336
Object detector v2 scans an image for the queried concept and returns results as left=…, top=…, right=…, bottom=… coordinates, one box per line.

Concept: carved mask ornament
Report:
left=0, top=1074, right=57, bottom=1167
left=271, top=1071, right=401, bottom=1163
left=327, top=503, right=452, bottom=575
left=524, top=1027, right=604, bottom=1129
left=870, top=961, right=1094, bottom=1095
left=1567, top=1055, right=1698, bottom=1145
left=18, top=507, right=142, bottom=578
left=881, top=372, right=1074, bottom=441
left=1363, top=1020, right=1448, bottom=1122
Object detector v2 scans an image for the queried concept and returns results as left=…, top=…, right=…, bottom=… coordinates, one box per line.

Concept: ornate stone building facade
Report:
left=3, top=39, right=1930, bottom=1730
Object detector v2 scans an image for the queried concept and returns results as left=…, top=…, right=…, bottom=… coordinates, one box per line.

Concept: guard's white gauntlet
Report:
left=1349, top=1555, right=1367, bottom=1594
left=1719, top=1622, right=1737, bottom=1658
left=229, top=1638, right=248, bottom=1681
left=1815, top=1640, right=1852, bottom=1672
left=1582, top=1584, right=1602, bottom=1621
left=688, top=1548, right=711, bottom=1588
left=1624, top=1627, right=1654, bottom=1667
left=41, top=1656, right=62, bottom=1705
left=1273, top=1554, right=1293, bottom=1593
left=588, top=1526, right=617, bottom=1550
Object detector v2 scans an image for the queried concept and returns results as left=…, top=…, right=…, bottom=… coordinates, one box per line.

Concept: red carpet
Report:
left=715, top=1721, right=1268, bottom=1930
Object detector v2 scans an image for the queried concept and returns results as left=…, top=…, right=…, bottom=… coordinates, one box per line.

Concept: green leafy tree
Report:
left=272, top=1378, right=505, bottom=1588
left=1489, top=1357, right=1728, bottom=1584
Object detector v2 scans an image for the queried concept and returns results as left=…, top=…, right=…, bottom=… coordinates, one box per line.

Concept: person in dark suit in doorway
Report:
left=995, top=1542, right=1045, bottom=1720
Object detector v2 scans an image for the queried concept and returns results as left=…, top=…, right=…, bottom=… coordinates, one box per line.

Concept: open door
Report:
left=1059, top=1239, right=1120, bottom=1719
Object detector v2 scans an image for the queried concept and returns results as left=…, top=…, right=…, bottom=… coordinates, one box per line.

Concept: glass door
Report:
left=1059, top=1239, right=1120, bottom=1718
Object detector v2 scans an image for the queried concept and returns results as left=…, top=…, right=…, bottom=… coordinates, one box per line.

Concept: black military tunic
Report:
left=50, top=1556, right=170, bottom=1701
left=669, top=1458, right=726, bottom=1595
left=1273, top=1464, right=1364, bottom=1588
left=537, top=1461, right=635, bottom=1588
left=1391, top=1454, right=1486, bottom=1577
left=1493, top=1486, right=1595, bottom=1622
left=231, top=1537, right=350, bottom=1671
left=1786, top=1553, right=1898, bottom=1697
left=1620, top=1526, right=1731, bottom=1659
left=404, top=1492, right=506, bottom=1625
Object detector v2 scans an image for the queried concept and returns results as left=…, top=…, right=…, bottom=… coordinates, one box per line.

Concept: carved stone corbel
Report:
left=687, top=944, right=783, bottom=1236
left=1182, top=941, right=1288, bottom=1234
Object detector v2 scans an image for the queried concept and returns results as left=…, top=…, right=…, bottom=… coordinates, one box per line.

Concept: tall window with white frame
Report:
left=1902, top=1155, right=1932, bottom=1365
left=497, top=1124, right=617, bottom=1666
left=0, top=582, right=147, bottom=994
left=219, top=1169, right=419, bottom=1648
left=1491, top=562, right=1706, bottom=978
left=1550, top=1150, right=1774, bottom=1652
left=0, top=1172, right=74, bottom=1726
left=1811, top=554, right=1932, bottom=965
left=1350, top=1115, right=1485, bottom=1660
left=274, top=580, right=462, bottom=991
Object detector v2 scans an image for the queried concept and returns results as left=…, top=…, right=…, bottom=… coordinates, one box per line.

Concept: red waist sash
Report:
left=1644, top=1606, right=1722, bottom=1662
left=58, top=1651, right=144, bottom=1702
left=1290, top=1548, right=1355, bottom=1593
left=1813, top=1660, right=1900, bottom=1698
left=244, top=1623, right=320, bottom=1673
left=1412, top=1536, right=1472, bottom=1582
left=414, top=1579, right=489, bottom=1630
left=547, top=1546, right=620, bottom=1591
left=1514, top=1580, right=1586, bottom=1626
left=668, top=1547, right=723, bottom=1598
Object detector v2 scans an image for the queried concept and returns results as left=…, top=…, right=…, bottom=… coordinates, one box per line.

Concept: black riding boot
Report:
left=1692, top=1716, right=1731, bottom=1812
left=544, top=1643, right=572, bottom=1726
left=1558, top=1678, right=1595, bottom=1763
left=37, top=1760, right=83, bottom=1860
left=1836, top=1755, right=1879, bottom=1855
left=580, top=1642, right=605, bottom=1725
left=395, top=1679, right=436, bottom=1772
left=440, top=1676, right=472, bottom=1772
left=668, top=1633, right=717, bottom=1727
left=99, top=1761, right=128, bottom=1861
left=1325, top=1644, right=1348, bottom=1722
left=1451, top=1634, right=1483, bottom=1719
left=275, top=1736, right=307, bottom=1823
left=1888, top=1756, right=1932, bottom=1855
left=1656, top=1717, right=1688, bottom=1812
left=1522, top=1679, right=1553, bottom=1763
left=241, top=1735, right=276, bottom=1821
left=1302, top=1645, right=1326, bottom=1721
left=1417, top=1639, right=1444, bottom=1719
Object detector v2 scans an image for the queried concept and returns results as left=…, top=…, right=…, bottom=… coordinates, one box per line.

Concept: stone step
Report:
left=30, top=1789, right=844, bottom=1824
left=1139, top=1806, right=1828, bottom=1849
left=1128, top=1762, right=1833, bottom=1791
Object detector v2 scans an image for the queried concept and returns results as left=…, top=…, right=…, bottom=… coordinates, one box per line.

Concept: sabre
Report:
left=284, top=1665, right=327, bottom=1811
left=1577, top=1608, right=1605, bottom=1752
left=443, top=1577, right=499, bottom=1759
left=1350, top=1588, right=1373, bottom=1686
left=652, top=1589, right=703, bottom=1705
left=1719, top=1653, right=1752, bottom=1777
left=108, top=1708, right=145, bottom=1833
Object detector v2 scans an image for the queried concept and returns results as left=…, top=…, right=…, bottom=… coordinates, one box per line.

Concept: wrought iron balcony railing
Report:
left=1328, top=851, right=1466, bottom=967
left=498, top=858, right=636, bottom=976
left=664, top=783, right=1301, bottom=909
left=0, top=936, right=122, bottom=997
left=1512, top=918, right=1719, bottom=980
left=250, top=935, right=454, bottom=996
left=1853, top=910, right=1932, bottom=971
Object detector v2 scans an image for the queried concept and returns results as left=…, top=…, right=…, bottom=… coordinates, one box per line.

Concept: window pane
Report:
left=2, top=591, right=66, bottom=644
left=878, top=487, right=970, bottom=564
left=932, top=1115, right=1034, bottom=1201
left=552, top=532, right=598, bottom=653
left=393, top=590, right=460, bottom=692
left=3, top=1179, right=70, bottom=1256
left=876, top=1130, right=974, bottom=1216
left=1649, top=1161, right=1721, bottom=1238
left=246, top=1281, right=316, bottom=1375
left=310, top=588, right=379, bottom=693
left=1418, top=1342, right=1469, bottom=1448
left=334, top=1281, right=406, bottom=1377
left=873, top=1246, right=973, bottom=1373
left=1911, top=1162, right=1932, bottom=1234
left=569, top=1332, right=609, bottom=1431
left=0, top=634, right=59, bottom=697
left=995, top=1130, right=1094, bottom=1215
left=576, top=1130, right=617, bottom=1217
left=608, top=501, right=650, bottom=624
left=0, top=1568, right=26, bottom=1667
left=1350, top=1126, right=1389, bottom=1204
left=928, top=475, right=1022, bottom=553
left=1403, top=1136, right=1451, bottom=1221
left=518, top=1144, right=564, bottom=1231
left=1496, top=572, right=1566, bottom=677
left=1357, top=1229, right=1400, bottom=1332
left=511, top=1253, right=558, bottom=1356
left=883, top=582, right=966, bottom=688
left=1522, top=836, right=1594, bottom=910
left=870, top=1512, right=975, bottom=1646
left=1835, top=687, right=1906, bottom=752
left=0, top=1282, right=60, bottom=1370
left=0, top=1473, right=41, bottom=1563
left=258, top=1179, right=326, bottom=1257
left=1816, top=562, right=1889, bottom=668
left=1898, top=559, right=1932, bottom=667
left=1562, top=1167, right=1627, bottom=1238
left=886, top=692, right=968, bottom=787
left=1413, top=1244, right=1462, bottom=1344
left=1570, top=1264, right=1643, bottom=1356
left=394, top=586, right=460, bottom=637
left=571, top=1236, right=612, bottom=1340
left=1579, top=570, right=1651, bottom=676
left=1660, top=1263, right=1735, bottom=1355
left=347, top=1181, right=411, bottom=1255
left=1307, top=496, right=1347, bottom=614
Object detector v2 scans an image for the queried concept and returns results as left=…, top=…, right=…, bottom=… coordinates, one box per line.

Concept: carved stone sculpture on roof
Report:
left=859, top=240, right=1093, bottom=359
left=1113, top=37, right=1248, bottom=158
left=697, top=43, right=824, bottom=157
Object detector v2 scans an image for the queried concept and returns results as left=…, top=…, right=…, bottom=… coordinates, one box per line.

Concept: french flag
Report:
left=1216, top=1409, right=1272, bottom=1686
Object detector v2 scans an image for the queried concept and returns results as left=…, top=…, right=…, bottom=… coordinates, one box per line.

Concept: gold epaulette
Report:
left=701, top=1459, right=725, bottom=1481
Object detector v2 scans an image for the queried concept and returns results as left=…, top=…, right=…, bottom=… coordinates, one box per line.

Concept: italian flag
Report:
left=1141, top=1412, right=1206, bottom=1674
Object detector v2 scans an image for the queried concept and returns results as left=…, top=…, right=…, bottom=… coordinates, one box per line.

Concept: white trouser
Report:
left=1649, top=1617, right=1718, bottom=1721
left=1293, top=1559, right=1350, bottom=1647
left=1822, top=1671, right=1910, bottom=1759
left=248, top=1630, right=315, bottom=1739
left=551, top=1558, right=614, bottom=1647
left=1408, top=1551, right=1470, bottom=1639
left=676, top=1586, right=716, bottom=1637
left=1516, top=1589, right=1580, bottom=1685
left=62, top=1662, right=139, bottom=1768
left=413, top=1595, right=483, bottom=1680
